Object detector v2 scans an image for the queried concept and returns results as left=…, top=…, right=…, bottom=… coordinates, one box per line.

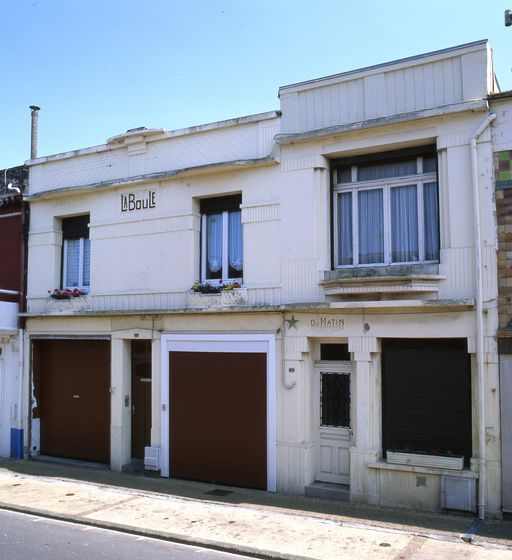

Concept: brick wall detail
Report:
left=496, top=150, right=512, bottom=330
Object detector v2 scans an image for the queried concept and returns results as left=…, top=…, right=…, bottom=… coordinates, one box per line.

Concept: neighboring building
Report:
left=23, top=40, right=504, bottom=516
left=0, top=165, right=28, bottom=458
left=491, top=90, right=512, bottom=514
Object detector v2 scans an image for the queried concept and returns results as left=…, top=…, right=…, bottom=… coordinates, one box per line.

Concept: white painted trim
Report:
left=160, top=332, right=276, bottom=492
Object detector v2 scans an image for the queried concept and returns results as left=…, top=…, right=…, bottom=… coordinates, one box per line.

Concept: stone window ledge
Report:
left=321, top=264, right=443, bottom=296
left=321, top=275, right=445, bottom=297
left=367, top=461, right=478, bottom=479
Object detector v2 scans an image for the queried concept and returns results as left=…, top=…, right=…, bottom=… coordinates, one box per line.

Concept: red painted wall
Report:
left=0, top=201, right=22, bottom=303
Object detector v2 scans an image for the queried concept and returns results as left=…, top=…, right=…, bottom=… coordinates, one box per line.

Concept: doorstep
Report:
left=305, top=481, right=350, bottom=501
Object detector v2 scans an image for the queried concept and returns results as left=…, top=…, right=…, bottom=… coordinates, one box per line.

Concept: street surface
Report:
left=0, top=509, right=252, bottom=560
left=0, top=461, right=511, bottom=560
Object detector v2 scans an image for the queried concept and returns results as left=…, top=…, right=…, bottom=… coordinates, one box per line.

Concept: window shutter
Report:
left=200, top=195, right=241, bottom=215
left=62, top=215, right=89, bottom=239
left=382, top=339, right=472, bottom=464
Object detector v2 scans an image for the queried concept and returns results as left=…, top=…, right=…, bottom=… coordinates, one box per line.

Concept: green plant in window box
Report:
left=191, top=281, right=241, bottom=294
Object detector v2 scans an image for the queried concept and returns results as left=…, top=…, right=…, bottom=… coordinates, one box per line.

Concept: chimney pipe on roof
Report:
left=29, top=105, right=40, bottom=160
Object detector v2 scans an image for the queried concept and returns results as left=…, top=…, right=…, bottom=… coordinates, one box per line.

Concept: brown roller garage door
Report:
left=33, top=339, right=111, bottom=464
left=170, top=351, right=267, bottom=490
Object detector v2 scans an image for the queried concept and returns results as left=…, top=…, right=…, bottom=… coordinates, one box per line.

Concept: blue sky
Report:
left=1, top=0, right=511, bottom=169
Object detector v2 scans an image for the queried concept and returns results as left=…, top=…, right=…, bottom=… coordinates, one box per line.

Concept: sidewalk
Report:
left=0, top=458, right=510, bottom=559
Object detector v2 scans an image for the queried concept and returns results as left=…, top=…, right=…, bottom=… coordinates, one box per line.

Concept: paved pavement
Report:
left=0, top=458, right=510, bottom=560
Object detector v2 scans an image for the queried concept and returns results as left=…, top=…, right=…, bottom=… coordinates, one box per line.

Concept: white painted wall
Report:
left=29, top=114, right=280, bottom=194
left=279, top=41, right=494, bottom=134
left=26, top=43, right=499, bottom=314
left=22, top=43, right=504, bottom=515
left=0, top=336, right=19, bottom=457
left=491, top=97, right=512, bottom=150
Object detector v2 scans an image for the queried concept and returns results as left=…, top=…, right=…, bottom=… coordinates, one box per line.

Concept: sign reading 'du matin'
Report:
left=310, top=316, right=345, bottom=333
left=120, top=189, right=157, bottom=213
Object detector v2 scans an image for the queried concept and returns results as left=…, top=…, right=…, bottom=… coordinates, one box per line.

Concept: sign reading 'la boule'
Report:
left=120, top=190, right=156, bottom=212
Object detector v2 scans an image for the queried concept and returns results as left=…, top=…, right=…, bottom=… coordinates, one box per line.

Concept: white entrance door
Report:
left=315, top=361, right=352, bottom=485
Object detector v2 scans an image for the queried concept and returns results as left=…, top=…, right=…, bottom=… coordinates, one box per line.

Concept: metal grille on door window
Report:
left=320, top=372, right=350, bottom=428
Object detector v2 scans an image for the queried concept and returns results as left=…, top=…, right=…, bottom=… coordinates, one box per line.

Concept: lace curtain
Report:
left=228, top=210, right=243, bottom=273
left=206, top=213, right=223, bottom=275
left=206, top=211, right=243, bottom=278
left=358, top=189, right=384, bottom=264
left=337, top=192, right=352, bottom=265
left=391, top=184, right=418, bottom=262
left=65, top=239, right=80, bottom=287
left=424, top=182, right=439, bottom=261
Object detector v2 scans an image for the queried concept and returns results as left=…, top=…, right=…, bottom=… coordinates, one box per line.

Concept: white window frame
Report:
left=62, top=237, right=90, bottom=291
left=333, top=156, right=438, bottom=268
left=201, top=209, right=243, bottom=284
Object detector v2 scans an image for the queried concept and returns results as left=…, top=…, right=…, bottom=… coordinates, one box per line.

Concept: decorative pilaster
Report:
left=110, top=338, right=131, bottom=471
left=348, top=337, right=381, bottom=504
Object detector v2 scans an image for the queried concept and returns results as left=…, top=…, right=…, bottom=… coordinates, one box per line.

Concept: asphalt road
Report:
left=0, top=509, right=254, bottom=560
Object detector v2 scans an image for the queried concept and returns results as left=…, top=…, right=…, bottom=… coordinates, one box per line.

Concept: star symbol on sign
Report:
left=285, top=315, right=299, bottom=329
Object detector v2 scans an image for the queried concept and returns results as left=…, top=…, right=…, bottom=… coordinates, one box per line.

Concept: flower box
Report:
left=47, top=295, right=92, bottom=312
left=386, top=450, right=464, bottom=470
left=187, top=288, right=248, bottom=309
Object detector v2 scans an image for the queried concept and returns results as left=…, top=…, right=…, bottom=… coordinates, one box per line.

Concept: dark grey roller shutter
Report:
left=382, top=339, right=472, bottom=465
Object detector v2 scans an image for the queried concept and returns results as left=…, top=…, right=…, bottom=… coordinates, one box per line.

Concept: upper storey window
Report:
left=332, top=147, right=439, bottom=268
left=62, top=215, right=90, bottom=291
left=200, top=195, right=243, bottom=283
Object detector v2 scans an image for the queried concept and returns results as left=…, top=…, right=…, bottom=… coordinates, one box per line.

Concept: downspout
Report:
left=15, top=328, right=24, bottom=458
left=470, top=112, right=496, bottom=519
left=15, top=194, right=28, bottom=459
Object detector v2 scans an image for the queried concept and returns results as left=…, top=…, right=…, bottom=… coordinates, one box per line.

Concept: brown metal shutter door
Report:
left=35, top=340, right=110, bottom=463
left=170, top=351, right=267, bottom=490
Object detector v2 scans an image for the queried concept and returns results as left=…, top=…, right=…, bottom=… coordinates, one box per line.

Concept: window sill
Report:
left=321, top=264, right=444, bottom=297
left=386, top=450, right=463, bottom=470
left=367, top=461, right=478, bottom=479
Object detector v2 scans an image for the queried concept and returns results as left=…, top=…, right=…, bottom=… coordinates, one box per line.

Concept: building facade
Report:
left=23, top=40, right=505, bottom=516
left=0, top=165, right=28, bottom=459
left=491, top=90, right=512, bottom=514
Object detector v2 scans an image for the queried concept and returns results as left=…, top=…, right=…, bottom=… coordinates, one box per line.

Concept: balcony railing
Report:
left=26, top=286, right=282, bottom=315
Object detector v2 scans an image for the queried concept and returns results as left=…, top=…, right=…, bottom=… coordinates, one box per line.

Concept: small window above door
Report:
left=320, top=343, right=350, bottom=361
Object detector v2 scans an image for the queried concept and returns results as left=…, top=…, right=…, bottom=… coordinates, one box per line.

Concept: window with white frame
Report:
left=333, top=147, right=439, bottom=268
left=62, top=215, right=90, bottom=290
left=200, top=195, right=243, bottom=283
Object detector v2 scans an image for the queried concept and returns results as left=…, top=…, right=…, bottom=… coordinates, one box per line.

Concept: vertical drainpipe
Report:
left=29, top=106, right=40, bottom=160
left=15, top=177, right=29, bottom=458
left=470, top=112, right=496, bottom=520
left=14, top=105, right=39, bottom=458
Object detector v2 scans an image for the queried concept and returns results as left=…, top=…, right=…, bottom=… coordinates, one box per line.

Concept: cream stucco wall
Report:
left=21, top=41, right=504, bottom=516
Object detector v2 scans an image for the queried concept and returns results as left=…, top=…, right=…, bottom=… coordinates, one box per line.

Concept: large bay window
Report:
left=62, top=215, right=90, bottom=291
left=200, top=195, right=243, bottom=282
left=333, top=147, right=439, bottom=268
